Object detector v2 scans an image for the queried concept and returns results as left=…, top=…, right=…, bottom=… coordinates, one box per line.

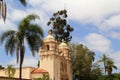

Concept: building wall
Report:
left=0, top=67, right=35, bottom=79
left=40, top=54, right=55, bottom=80
left=0, top=69, right=7, bottom=77
left=67, top=61, right=73, bottom=80
left=54, top=56, right=60, bottom=80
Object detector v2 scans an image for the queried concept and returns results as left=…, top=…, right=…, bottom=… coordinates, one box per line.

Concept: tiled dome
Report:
left=44, top=30, right=55, bottom=42
left=59, top=39, right=68, bottom=49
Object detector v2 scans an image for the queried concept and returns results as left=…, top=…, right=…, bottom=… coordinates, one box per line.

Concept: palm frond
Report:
left=27, top=24, right=44, bottom=37
left=26, top=34, right=43, bottom=56
left=112, top=65, right=117, bottom=70
left=4, top=34, right=16, bottom=55
left=22, top=14, right=39, bottom=23
left=5, top=65, right=16, bottom=77
left=0, top=30, right=16, bottom=44
left=19, top=0, right=26, bottom=6
left=25, top=14, right=40, bottom=21
left=18, top=14, right=40, bottom=33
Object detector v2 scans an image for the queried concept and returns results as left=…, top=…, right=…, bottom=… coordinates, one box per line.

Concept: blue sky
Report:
left=0, top=0, right=120, bottom=73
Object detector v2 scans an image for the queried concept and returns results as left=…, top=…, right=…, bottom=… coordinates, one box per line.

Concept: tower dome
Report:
left=59, top=39, right=68, bottom=49
left=44, top=30, right=55, bottom=42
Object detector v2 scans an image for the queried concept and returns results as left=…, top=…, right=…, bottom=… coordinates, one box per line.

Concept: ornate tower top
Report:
left=59, top=39, right=68, bottom=49
left=48, top=30, right=52, bottom=35
left=44, top=30, right=55, bottom=42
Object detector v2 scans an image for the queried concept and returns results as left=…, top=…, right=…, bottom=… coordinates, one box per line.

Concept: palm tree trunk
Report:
left=104, top=63, right=106, bottom=75
left=107, top=67, right=112, bottom=76
left=19, top=48, right=22, bottom=80
left=19, top=61, right=22, bottom=80
left=19, top=43, right=25, bottom=80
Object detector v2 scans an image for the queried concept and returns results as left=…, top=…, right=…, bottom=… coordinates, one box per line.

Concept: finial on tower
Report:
left=48, top=30, right=52, bottom=35
left=62, top=39, right=65, bottom=43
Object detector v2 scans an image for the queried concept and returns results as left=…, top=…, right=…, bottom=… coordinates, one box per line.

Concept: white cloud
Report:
left=84, top=33, right=111, bottom=53
left=109, top=32, right=120, bottom=40
left=105, top=15, right=120, bottom=28
left=2, top=0, right=120, bottom=32
left=99, top=14, right=120, bottom=31
left=26, top=0, right=120, bottom=32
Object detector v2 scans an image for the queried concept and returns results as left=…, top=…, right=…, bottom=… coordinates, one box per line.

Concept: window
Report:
left=46, top=45, right=49, bottom=51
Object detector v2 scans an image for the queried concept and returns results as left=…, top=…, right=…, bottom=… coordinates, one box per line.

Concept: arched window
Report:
left=46, top=45, right=49, bottom=51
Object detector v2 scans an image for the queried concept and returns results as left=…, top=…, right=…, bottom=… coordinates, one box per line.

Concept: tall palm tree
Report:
left=98, top=54, right=110, bottom=75
left=5, top=65, right=16, bottom=78
left=106, top=59, right=117, bottom=76
left=0, top=14, right=44, bottom=80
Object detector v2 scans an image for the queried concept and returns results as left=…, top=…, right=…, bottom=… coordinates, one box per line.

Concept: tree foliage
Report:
left=35, top=74, right=50, bottom=80
left=47, top=9, right=73, bottom=42
left=5, top=65, right=16, bottom=78
left=0, top=65, right=4, bottom=69
left=70, top=43, right=99, bottom=80
left=19, top=0, right=27, bottom=6
left=106, top=58, right=117, bottom=76
left=98, top=54, right=117, bottom=76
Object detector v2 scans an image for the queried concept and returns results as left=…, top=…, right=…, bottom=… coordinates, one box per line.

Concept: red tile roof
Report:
left=31, top=68, right=48, bottom=74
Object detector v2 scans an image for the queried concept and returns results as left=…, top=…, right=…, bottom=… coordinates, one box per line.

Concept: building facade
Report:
left=0, top=31, right=72, bottom=80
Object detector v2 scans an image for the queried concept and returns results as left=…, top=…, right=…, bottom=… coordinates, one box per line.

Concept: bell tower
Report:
left=40, top=30, right=59, bottom=80
left=58, top=39, right=72, bottom=80
left=39, top=30, right=72, bottom=80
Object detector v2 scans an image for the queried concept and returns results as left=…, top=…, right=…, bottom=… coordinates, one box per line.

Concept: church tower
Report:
left=40, top=30, right=72, bottom=80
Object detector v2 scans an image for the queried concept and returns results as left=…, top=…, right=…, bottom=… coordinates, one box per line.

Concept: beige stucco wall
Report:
left=0, top=69, right=7, bottom=77
left=54, top=55, right=60, bottom=80
left=0, top=67, right=35, bottom=79
left=40, top=54, right=55, bottom=80
left=14, top=67, right=35, bottom=79
left=67, top=60, right=73, bottom=80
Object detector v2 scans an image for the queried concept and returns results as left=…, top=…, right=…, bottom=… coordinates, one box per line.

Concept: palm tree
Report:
left=0, top=14, right=44, bottom=80
left=5, top=65, right=16, bottom=78
left=106, top=59, right=117, bottom=76
left=98, top=54, right=110, bottom=75
left=0, top=65, right=4, bottom=70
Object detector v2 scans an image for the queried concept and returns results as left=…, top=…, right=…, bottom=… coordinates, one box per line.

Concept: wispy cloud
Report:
left=84, top=33, right=111, bottom=53
left=109, top=32, right=120, bottom=40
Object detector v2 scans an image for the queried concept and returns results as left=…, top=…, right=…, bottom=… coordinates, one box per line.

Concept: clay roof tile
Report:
left=31, top=68, right=48, bottom=74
